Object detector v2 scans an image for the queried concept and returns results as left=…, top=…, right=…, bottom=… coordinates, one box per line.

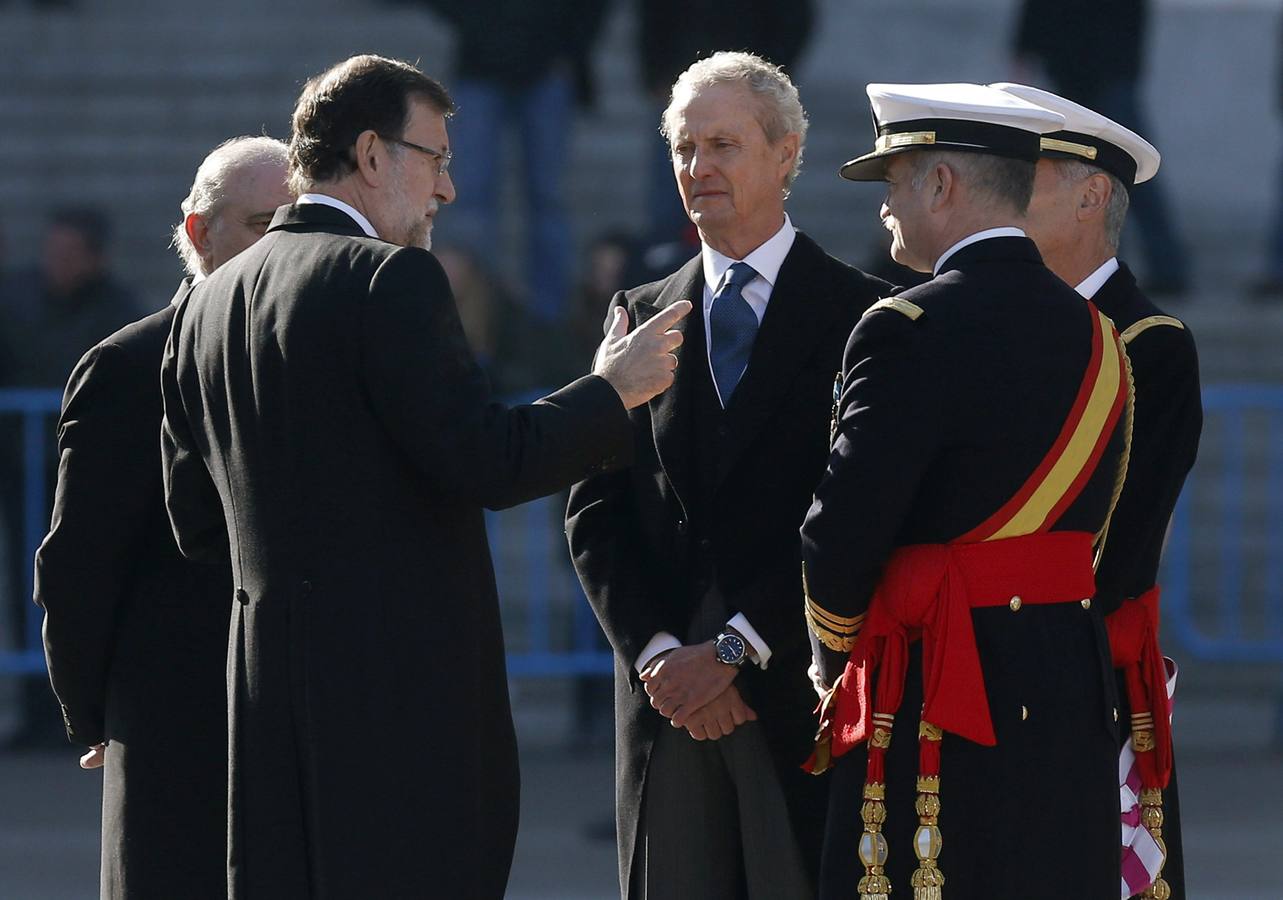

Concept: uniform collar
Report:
left=933, top=226, right=1027, bottom=276
left=1073, top=256, right=1120, bottom=300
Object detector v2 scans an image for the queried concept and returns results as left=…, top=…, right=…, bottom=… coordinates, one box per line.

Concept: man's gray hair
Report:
left=1050, top=158, right=1130, bottom=249
left=661, top=51, right=809, bottom=188
left=908, top=150, right=1036, bottom=214
left=171, top=136, right=290, bottom=277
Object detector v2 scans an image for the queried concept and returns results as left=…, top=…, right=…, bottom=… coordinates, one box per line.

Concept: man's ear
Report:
left=778, top=133, right=800, bottom=178
left=352, top=130, right=384, bottom=186
left=1077, top=172, right=1112, bottom=224
left=928, top=162, right=954, bottom=211
left=185, top=213, right=210, bottom=257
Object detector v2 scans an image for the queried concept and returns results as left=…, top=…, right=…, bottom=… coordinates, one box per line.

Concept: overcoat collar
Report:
left=634, top=254, right=703, bottom=513
left=267, top=202, right=372, bottom=239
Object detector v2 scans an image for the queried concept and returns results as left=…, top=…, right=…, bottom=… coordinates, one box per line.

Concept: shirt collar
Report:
left=1073, top=256, right=1120, bottom=300
left=933, top=226, right=1027, bottom=276
left=701, top=213, right=797, bottom=293
left=296, top=193, right=379, bottom=239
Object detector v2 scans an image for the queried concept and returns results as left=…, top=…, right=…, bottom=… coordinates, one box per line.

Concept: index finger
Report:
left=635, top=299, right=692, bottom=334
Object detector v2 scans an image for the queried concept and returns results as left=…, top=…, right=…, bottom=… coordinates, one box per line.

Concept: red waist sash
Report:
left=820, top=530, right=1097, bottom=765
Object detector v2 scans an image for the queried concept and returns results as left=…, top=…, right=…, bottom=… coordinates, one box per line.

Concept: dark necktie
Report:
left=708, top=261, right=759, bottom=405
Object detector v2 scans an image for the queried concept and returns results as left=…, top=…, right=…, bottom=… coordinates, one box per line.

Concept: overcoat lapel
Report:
left=716, top=233, right=840, bottom=487
left=639, top=254, right=704, bottom=516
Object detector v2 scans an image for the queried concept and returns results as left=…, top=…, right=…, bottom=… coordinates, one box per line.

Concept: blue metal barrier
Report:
left=3, top=384, right=1281, bottom=679
left=1161, top=384, right=1283, bottom=664
left=0, top=389, right=62, bottom=675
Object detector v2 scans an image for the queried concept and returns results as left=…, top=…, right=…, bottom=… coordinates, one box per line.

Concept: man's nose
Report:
left=437, top=170, right=456, bottom=205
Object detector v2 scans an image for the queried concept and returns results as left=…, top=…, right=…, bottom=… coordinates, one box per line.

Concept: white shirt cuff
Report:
left=728, top=613, right=772, bottom=669
left=634, top=631, right=682, bottom=674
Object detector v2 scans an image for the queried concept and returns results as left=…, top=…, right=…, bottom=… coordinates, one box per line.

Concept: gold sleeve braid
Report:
left=803, top=562, right=865, bottom=651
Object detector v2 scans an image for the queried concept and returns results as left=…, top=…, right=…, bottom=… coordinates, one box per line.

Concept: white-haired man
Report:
left=567, top=51, right=890, bottom=898
left=996, top=81, right=1201, bottom=900
left=802, top=84, right=1129, bottom=898
left=34, top=135, right=291, bottom=899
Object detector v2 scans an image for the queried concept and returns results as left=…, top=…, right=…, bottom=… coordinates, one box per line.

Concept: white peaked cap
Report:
left=840, top=82, right=1067, bottom=181
left=990, top=82, right=1160, bottom=185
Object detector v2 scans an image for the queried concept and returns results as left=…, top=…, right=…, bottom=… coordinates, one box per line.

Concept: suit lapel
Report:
left=642, top=254, right=704, bottom=515
left=715, top=233, right=838, bottom=487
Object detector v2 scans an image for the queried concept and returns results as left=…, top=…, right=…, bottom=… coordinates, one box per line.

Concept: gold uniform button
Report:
left=1009, top=595, right=1022, bottom=611
left=1113, top=708, right=1119, bottom=722
left=1021, top=705, right=1029, bottom=721
left=1081, top=598, right=1092, bottom=610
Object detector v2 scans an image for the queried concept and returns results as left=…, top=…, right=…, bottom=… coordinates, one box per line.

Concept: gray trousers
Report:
left=629, top=590, right=812, bottom=900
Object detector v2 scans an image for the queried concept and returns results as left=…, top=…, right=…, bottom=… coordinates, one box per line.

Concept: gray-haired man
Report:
left=567, top=51, right=890, bottom=899
left=34, top=135, right=291, bottom=899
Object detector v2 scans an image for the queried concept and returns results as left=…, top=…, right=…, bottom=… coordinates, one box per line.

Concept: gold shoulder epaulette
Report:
left=864, top=297, right=924, bottom=320
left=1121, top=315, right=1184, bottom=344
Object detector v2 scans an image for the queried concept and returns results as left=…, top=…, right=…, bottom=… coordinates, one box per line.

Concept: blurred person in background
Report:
left=1013, top=0, right=1191, bottom=296
left=637, top=0, right=815, bottom=248
left=161, top=54, right=687, bottom=899
left=0, top=207, right=140, bottom=748
left=1001, top=81, right=1200, bottom=900
left=33, top=135, right=291, bottom=900
left=567, top=52, right=889, bottom=899
left=1250, top=14, right=1283, bottom=299
left=403, top=0, right=610, bottom=324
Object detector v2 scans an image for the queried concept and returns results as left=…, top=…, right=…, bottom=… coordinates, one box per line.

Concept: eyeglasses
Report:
left=380, top=135, right=452, bottom=176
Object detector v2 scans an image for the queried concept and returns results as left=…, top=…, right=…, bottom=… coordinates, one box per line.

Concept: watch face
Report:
left=717, top=634, right=745, bottom=664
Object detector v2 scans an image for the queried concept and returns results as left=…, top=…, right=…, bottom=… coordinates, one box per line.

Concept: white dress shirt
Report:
left=1074, top=256, right=1120, bottom=300
left=633, top=215, right=798, bottom=674
left=933, top=226, right=1027, bottom=276
left=296, top=193, right=379, bottom=239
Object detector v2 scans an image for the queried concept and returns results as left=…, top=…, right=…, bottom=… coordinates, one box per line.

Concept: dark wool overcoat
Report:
left=35, top=281, right=233, bottom=899
left=161, top=203, right=631, bottom=899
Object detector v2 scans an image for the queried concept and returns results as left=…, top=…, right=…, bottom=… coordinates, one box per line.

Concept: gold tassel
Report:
left=858, top=782, right=891, bottom=900
left=1139, top=787, right=1170, bottom=900
left=911, top=722, right=945, bottom=900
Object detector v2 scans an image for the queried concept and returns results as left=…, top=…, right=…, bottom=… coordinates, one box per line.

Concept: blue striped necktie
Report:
left=709, top=261, right=759, bottom=405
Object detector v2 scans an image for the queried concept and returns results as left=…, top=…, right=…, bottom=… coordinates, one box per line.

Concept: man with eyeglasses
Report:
left=160, top=54, right=688, bottom=899
left=34, top=135, right=291, bottom=899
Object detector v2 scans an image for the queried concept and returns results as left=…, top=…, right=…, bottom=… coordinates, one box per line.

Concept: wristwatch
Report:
left=714, top=631, right=748, bottom=667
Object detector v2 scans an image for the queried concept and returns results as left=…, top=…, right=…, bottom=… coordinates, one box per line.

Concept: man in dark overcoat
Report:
left=1003, top=82, right=1202, bottom=899
left=802, top=83, right=1128, bottom=899
left=566, top=52, right=890, bottom=899
left=34, top=136, right=292, bottom=900
left=160, top=55, right=687, bottom=900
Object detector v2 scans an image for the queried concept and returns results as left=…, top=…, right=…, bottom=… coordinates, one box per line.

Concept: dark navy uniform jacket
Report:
left=802, top=235, right=1126, bottom=900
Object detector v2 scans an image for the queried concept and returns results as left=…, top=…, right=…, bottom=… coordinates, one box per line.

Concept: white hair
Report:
left=171, top=136, right=289, bottom=277
left=661, top=51, right=809, bottom=188
left=1050, top=158, right=1130, bottom=249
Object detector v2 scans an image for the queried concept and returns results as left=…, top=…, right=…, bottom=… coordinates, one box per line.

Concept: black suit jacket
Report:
left=566, top=231, right=890, bottom=892
left=160, top=202, right=632, bottom=900
left=803, top=237, right=1125, bottom=899
left=34, top=280, right=233, bottom=899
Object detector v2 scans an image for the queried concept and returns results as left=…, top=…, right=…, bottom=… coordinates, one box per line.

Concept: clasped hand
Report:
left=639, top=643, right=757, bottom=741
